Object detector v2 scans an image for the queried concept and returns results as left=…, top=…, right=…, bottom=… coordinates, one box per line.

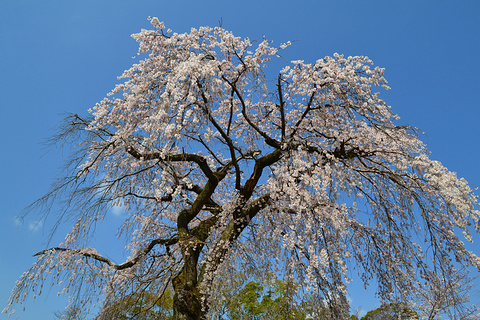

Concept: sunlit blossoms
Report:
left=4, top=18, right=480, bottom=319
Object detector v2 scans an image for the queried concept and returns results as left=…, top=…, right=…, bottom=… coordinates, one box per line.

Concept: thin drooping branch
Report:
left=186, top=133, right=225, bottom=166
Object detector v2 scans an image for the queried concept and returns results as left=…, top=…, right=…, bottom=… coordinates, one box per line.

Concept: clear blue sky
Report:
left=1, top=1, right=479, bottom=319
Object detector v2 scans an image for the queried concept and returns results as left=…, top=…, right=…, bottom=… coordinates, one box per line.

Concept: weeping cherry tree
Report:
left=4, top=18, right=480, bottom=319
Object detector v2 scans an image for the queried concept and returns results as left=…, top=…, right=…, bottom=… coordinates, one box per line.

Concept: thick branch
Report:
left=198, top=193, right=272, bottom=284
left=226, top=89, right=235, bottom=136
left=176, top=167, right=228, bottom=232
left=175, top=149, right=259, bottom=239
left=196, top=80, right=242, bottom=190
left=125, top=191, right=172, bottom=202
left=33, top=236, right=178, bottom=270
left=241, top=148, right=282, bottom=199
left=126, top=146, right=216, bottom=181
left=277, top=74, right=286, bottom=140
left=290, top=88, right=316, bottom=138
left=223, top=76, right=281, bottom=149
left=197, top=149, right=282, bottom=283
left=300, top=141, right=374, bottom=164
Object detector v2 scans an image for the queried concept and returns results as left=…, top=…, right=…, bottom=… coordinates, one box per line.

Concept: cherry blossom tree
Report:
left=4, top=18, right=480, bottom=319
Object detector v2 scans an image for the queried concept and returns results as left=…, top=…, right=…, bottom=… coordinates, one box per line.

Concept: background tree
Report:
left=210, top=272, right=311, bottom=320
left=360, top=302, right=419, bottom=320
left=4, top=18, right=480, bottom=319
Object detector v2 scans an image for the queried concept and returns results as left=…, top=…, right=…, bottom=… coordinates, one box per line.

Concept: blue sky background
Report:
left=1, top=1, right=479, bottom=319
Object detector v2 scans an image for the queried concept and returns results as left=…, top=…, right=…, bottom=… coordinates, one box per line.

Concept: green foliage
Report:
left=360, top=302, right=419, bottom=320
left=224, top=277, right=307, bottom=320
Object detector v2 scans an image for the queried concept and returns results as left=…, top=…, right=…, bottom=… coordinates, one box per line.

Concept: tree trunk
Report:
left=172, top=243, right=205, bottom=320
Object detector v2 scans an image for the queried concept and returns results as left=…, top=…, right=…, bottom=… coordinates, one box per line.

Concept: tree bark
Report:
left=172, top=245, right=205, bottom=320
